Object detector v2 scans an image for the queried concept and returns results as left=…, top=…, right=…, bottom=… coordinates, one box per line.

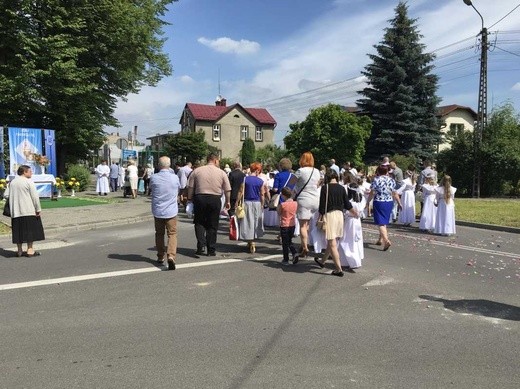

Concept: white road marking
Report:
left=364, top=228, right=520, bottom=259
left=0, top=258, right=244, bottom=291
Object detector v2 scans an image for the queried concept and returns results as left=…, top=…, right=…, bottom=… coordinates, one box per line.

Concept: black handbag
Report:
left=3, top=199, right=11, bottom=217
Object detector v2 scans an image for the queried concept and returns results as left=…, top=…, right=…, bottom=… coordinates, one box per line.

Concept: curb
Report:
left=455, top=220, right=520, bottom=234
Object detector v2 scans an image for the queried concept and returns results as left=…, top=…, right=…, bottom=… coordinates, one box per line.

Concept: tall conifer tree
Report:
left=357, top=2, right=440, bottom=162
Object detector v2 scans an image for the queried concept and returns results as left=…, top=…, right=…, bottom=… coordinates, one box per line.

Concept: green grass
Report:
left=454, top=198, right=520, bottom=228
left=39, top=197, right=110, bottom=209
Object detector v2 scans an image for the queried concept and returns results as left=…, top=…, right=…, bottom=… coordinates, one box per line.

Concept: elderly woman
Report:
left=293, top=151, right=321, bottom=257
left=367, top=165, right=401, bottom=251
left=237, top=162, right=267, bottom=253
left=4, top=165, right=45, bottom=257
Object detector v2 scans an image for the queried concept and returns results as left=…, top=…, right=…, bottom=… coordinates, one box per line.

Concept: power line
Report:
left=494, top=46, right=520, bottom=58
left=489, top=3, right=520, bottom=29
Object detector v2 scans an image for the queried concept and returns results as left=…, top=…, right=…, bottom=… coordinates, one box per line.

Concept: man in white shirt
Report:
left=177, top=162, right=192, bottom=206
left=95, top=160, right=110, bottom=196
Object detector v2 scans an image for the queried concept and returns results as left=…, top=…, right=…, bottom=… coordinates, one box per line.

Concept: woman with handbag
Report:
left=4, top=165, right=45, bottom=257
left=314, top=169, right=358, bottom=277
left=293, top=152, right=321, bottom=258
left=236, top=162, right=266, bottom=253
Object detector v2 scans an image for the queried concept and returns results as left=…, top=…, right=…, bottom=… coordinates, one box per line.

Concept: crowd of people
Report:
left=147, top=151, right=457, bottom=278
left=3, top=153, right=456, bottom=278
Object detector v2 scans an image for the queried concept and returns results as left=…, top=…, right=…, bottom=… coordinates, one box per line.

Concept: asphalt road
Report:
left=1, top=217, right=519, bottom=388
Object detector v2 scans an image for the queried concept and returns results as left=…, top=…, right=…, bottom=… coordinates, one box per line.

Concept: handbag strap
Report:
left=324, top=184, right=329, bottom=214
left=294, top=168, right=314, bottom=199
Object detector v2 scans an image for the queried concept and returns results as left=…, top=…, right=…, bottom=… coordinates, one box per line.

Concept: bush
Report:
left=65, top=164, right=90, bottom=191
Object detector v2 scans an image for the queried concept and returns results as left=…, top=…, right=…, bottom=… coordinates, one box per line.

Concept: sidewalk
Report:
left=0, top=189, right=155, bottom=241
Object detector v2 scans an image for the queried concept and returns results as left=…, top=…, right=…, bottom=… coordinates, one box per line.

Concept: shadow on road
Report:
left=107, top=252, right=163, bottom=269
left=419, top=295, right=520, bottom=321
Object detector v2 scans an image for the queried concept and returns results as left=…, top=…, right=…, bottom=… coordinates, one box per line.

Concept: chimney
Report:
left=215, top=95, right=226, bottom=107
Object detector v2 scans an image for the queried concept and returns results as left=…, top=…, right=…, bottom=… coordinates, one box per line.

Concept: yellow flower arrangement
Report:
left=33, top=154, right=50, bottom=166
left=67, top=177, right=81, bottom=189
left=0, top=178, right=6, bottom=191
left=55, top=177, right=66, bottom=190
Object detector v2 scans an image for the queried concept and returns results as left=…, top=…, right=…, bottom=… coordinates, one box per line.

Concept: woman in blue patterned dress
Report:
left=366, top=165, right=401, bottom=251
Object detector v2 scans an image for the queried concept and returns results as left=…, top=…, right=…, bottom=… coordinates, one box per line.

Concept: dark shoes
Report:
left=314, top=258, right=325, bottom=269
left=331, top=270, right=344, bottom=277
left=195, top=249, right=205, bottom=256
left=167, top=259, right=176, bottom=270
left=207, top=251, right=216, bottom=257
left=24, top=251, right=41, bottom=257
left=292, top=254, right=299, bottom=265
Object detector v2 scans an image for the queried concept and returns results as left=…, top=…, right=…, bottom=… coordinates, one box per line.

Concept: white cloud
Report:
left=197, top=36, right=260, bottom=55
left=107, top=1, right=520, bottom=146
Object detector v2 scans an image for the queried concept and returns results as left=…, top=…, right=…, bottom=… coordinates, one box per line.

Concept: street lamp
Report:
left=463, top=0, right=488, bottom=198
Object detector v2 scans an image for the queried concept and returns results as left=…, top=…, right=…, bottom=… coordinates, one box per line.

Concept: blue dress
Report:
left=370, top=175, right=396, bottom=225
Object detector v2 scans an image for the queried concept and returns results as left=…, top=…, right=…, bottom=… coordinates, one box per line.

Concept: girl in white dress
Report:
left=419, top=175, right=437, bottom=232
left=338, top=184, right=365, bottom=272
left=434, top=175, right=457, bottom=236
left=397, top=166, right=417, bottom=226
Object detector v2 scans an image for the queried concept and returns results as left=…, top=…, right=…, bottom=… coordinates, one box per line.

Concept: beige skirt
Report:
left=324, top=210, right=344, bottom=240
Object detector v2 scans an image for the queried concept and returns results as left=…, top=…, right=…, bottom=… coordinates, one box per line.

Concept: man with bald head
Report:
left=150, top=156, right=180, bottom=270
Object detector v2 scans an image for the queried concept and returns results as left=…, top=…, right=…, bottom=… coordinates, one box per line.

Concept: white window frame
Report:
left=212, top=124, right=221, bottom=141
left=240, top=125, right=249, bottom=141
left=255, top=126, right=263, bottom=142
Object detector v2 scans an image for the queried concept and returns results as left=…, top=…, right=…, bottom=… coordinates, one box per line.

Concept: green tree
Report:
left=436, top=130, right=474, bottom=197
left=284, top=104, right=371, bottom=168
left=164, top=130, right=209, bottom=163
left=0, top=0, right=175, bottom=172
left=480, top=103, right=520, bottom=196
left=357, top=1, right=440, bottom=163
left=255, top=144, right=292, bottom=170
left=241, top=138, right=256, bottom=167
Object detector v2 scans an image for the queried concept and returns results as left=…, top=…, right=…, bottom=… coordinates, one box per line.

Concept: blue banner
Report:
left=44, top=129, right=57, bottom=176
left=122, top=149, right=137, bottom=161
left=8, top=127, right=43, bottom=175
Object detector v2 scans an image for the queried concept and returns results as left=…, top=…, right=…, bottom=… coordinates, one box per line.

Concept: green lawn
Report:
left=454, top=198, right=520, bottom=228
left=39, top=197, right=110, bottom=209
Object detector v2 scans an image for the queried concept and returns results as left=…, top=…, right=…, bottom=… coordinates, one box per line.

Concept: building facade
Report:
left=436, top=105, right=477, bottom=152
left=179, top=97, right=276, bottom=159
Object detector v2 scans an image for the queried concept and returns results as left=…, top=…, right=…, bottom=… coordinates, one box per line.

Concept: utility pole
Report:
left=463, top=0, right=488, bottom=198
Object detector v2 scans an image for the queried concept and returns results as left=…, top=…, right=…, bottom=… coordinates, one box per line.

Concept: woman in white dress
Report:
left=338, top=184, right=365, bottom=272
left=434, top=175, right=457, bottom=236
left=419, top=175, right=437, bottom=232
left=397, top=166, right=417, bottom=226
left=126, top=160, right=139, bottom=199
left=293, top=152, right=321, bottom=257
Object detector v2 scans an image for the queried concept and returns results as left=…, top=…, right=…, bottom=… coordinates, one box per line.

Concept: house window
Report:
left=255, top=126, right=263, bottom=142
left=449, top=123, right=464, bottom=136
left=240, top=125, right=249, bottom=141
left=213, top=124, right=221, bottom=141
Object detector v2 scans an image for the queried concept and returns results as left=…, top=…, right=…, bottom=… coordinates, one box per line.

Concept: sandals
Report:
left=331, top=270, right=344, bottom=277
left=383, top=241, right=392, bottom=251
left=314, top=258, right=325, bottom=269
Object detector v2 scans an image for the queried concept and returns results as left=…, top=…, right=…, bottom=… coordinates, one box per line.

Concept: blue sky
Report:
left=107, top=0, right=520, bottom=145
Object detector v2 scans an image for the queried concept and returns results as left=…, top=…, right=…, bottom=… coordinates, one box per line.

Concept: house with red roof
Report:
left=178, top=96, right=277, bottom=159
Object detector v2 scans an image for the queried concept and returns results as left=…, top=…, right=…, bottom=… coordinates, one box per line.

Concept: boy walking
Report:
left=277, top=187, right=298, bottom=265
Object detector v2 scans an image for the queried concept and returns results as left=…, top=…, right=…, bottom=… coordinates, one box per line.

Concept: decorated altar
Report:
left=8, top=174, right=56, bottom=198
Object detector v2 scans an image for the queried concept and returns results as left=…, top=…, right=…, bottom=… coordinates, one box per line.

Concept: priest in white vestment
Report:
left=95, top=160, right=110, bottom=195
